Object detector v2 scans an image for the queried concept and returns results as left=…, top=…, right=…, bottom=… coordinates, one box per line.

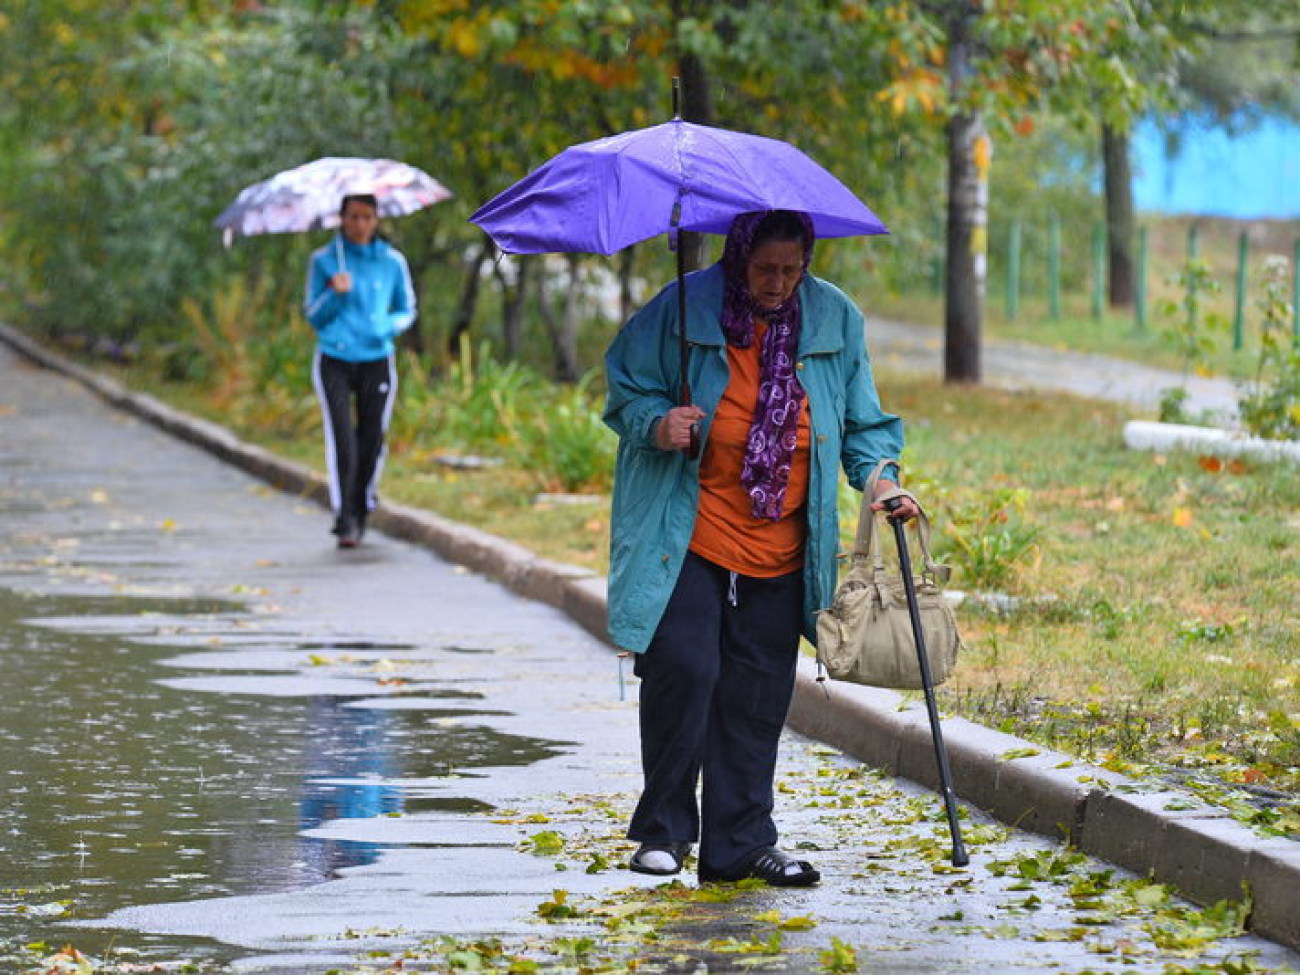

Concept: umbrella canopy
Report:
left=469, top=119, right=887, bottom=255
left=214, top=156, right=453, bottom=240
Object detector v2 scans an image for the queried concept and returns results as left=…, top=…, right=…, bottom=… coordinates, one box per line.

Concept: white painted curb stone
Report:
left=1123, top=420, right=1300, bottom=465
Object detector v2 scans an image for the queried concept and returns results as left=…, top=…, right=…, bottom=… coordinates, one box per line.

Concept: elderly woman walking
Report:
left=603, top=209, right=918, bottom=886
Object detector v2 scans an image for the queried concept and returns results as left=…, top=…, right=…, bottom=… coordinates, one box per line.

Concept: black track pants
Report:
left=628, top=551, right=803, bottom=876
left=312, top=351, right=398, bottom=525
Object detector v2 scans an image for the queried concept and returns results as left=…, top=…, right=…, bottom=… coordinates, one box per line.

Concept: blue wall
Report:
left=1132, top=117, right=1300, bottom=219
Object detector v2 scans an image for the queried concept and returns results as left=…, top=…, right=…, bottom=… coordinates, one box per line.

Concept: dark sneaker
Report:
left=337, top=519, right=361, bottom=549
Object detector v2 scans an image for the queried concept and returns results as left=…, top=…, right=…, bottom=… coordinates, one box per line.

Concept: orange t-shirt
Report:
left=689, top=323, right=811, bottom=577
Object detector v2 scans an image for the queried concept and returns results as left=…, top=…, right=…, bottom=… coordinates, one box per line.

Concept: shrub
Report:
left=1237, top=255, right=1300, bottom=441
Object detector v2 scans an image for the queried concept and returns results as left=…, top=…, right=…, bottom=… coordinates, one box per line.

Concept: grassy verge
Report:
left=102, top=340, right=1300, bottom=839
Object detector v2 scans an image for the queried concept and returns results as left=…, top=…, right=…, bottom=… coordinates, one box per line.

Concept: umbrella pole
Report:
left=676, top=242, right=700, bottom=459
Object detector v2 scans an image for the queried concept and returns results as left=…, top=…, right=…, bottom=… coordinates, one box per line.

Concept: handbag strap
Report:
left=854, top=459, right=948, bottom=581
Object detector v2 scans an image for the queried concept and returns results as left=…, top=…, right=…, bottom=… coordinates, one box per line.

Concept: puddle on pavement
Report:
left=0, top=587, right=569, bottom=970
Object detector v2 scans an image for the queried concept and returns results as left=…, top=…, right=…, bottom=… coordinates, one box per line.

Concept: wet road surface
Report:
left=2, top=343, right=1297, bottom=974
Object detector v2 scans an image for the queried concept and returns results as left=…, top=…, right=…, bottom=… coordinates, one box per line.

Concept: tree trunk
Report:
left=1103, top=123, right=1135, bottom=308
left=447, top=236, right=491, bottom=359
left=535, top=255, right=582, bottom=382
left=557, top=254, right=582, bottom=382
left=492, top=254, right=532, bottom=360
left=944, top=111, right=987, bottom=384
left=618, top=246, right=637, bottom=322
left=943, top=5, right=986, bottom=385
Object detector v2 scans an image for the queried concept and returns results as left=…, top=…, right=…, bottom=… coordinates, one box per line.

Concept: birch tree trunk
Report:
left=943, top=3, right=987, bottom=384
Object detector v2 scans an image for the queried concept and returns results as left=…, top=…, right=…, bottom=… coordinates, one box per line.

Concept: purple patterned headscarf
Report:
left=719, top=210, right=815, bottom=522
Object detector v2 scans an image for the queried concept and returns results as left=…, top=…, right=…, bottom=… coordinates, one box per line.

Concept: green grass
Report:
left=879, top=375, right=1299, bottom=815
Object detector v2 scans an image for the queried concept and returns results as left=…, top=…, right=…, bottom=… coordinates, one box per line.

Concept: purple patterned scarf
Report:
left=719, top=210, right=815, bottom=522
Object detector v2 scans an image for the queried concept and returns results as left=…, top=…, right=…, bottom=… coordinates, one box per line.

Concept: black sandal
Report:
left=700, top=846, right=821, bottom=887
left=629, top=842, right=692, bottom=876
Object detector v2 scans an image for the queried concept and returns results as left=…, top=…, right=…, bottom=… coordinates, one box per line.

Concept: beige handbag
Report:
left=815, top=460, right=962, bottom=689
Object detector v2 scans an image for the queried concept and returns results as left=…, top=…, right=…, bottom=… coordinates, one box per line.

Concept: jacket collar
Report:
left=338, top=235, right=384, bottom=258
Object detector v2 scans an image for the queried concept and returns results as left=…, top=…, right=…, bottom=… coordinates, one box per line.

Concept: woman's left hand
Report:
left=870, top=481, right=920, bottom=522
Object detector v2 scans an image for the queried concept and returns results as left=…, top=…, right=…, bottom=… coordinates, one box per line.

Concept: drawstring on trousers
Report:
left=728, top=571, right=739, bottom=608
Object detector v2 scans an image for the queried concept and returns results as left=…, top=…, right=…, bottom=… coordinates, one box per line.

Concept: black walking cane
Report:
left=884, top=497, right=969, bottom=867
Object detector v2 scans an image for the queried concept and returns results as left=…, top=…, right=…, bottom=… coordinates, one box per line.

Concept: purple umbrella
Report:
left=470, top=118, right=887, bottom=254
left=469, top=116, right=887, bottom=453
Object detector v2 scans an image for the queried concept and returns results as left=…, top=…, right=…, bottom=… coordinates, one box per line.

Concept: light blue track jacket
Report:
left=603, top=263, right=904, bottom=655
left=304, top=236, right=417, bottom=362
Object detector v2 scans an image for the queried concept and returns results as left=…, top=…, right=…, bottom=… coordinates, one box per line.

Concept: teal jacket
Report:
left=603, top=263, right=904, bottom=654
left=304, top=235, right=417, bottom=363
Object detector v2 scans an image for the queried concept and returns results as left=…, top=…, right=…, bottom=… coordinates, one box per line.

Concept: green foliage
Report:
left=942, top=488, right=1040, bottom=592
left=507, top=372, right=616, bottom=494
left=394, top=338, right=613, bottom=494
left=0, top=5, right=408, bottom=343
left=1237, top=255, right=1300, bottom=440
left=1159, top=259, right=1229, bottom=373
left=1156, top=258, right=1230, bottom=421
left=429, top=337, right=540, bottom=451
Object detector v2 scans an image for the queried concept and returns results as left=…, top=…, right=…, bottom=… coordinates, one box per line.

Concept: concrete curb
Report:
left=1123, top=420, right=1300, bottom=465
left=3, top=322, right=1296, bottom=952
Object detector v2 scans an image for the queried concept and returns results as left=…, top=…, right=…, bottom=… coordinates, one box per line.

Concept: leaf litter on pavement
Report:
left=305, top=740, right=1297, bottom=975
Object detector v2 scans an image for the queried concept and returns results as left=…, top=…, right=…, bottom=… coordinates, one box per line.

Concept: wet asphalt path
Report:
left=2, top=342, right=1298, bottom=975
left=867, top=317, right=1240, bottom=421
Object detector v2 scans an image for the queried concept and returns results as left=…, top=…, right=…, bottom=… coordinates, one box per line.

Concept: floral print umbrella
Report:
left=214, top=157, right=452, bottom=244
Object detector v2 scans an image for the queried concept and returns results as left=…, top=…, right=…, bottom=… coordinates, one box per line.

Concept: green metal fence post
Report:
left=1092, top=223, right=1105, bottom=321
left=1007, top=219, right=1021, bottom=321
left=1135, top=226, right=1148, bottom=333
left=1049, top=214, right=1061, bottom=321
left=1294, top=237, right=1299, bottom=340
left=1233, top=230, right=1248, bottom=350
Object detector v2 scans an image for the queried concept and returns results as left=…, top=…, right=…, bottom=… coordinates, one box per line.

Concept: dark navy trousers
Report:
left=629, top=550, right=803, bottom=876
left=312, top=351, right=397, bottom=527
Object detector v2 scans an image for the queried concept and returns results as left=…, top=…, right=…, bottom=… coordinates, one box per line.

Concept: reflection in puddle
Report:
left=0, top=588, right=569, bottom=969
